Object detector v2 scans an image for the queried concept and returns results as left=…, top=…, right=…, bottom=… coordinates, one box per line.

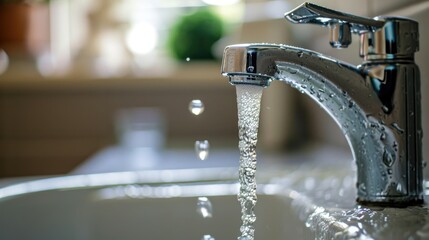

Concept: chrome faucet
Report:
left=221, top=2, right=423, bottom=206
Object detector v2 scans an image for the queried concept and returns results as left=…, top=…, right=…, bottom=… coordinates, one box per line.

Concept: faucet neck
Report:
left=221, top=43, right=424, bottom=206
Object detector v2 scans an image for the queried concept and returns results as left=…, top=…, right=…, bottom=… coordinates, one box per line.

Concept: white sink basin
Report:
left=0, top=168, right=301, bottom=240
left=276, top=167, right=429, bottom=239
left=0, top=164, right=428, bottom=239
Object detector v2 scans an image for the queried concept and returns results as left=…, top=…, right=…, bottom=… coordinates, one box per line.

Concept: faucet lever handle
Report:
left=285, top=2, right=385, bottom=48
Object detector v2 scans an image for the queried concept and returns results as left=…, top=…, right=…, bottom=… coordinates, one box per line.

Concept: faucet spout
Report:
left=221, top=43, right=423, bottom=206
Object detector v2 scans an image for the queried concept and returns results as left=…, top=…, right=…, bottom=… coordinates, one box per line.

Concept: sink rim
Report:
left=0, top=167, right=240, bottom=200
left=1, top=165, right=429, bottom=240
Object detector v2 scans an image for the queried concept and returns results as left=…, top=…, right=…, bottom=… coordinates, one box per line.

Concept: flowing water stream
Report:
left=235, top=85, right=264, bottom=240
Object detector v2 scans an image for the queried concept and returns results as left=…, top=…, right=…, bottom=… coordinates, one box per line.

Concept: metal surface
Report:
left=284, top=2, right=419, bottom=58
left=360, top=17, right=419, bottom=60
left=221, top=3, right=423, bottom=206
left=284, top=2, right=384, bottom=32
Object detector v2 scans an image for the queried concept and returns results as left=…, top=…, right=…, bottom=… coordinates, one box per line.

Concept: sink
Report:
left=0, top=168, right=301, bottom=240
left=277, top=167, right=429, bottom=239
left=1, top=163, right=428, bottom=239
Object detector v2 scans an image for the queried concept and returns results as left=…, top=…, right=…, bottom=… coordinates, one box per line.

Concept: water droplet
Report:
left=396, top=183, right=403, bottom=192
left=247, top=66, right=254, bottom=72
left=238, top=236, right=251, bottom=240
left=0, top=49, right=9, bottom=75
left=380, top=133, right=386, bottom=141
left=186, top=57, right=191, bottom=62
left=387, top=169, right=393, bottom=175
left=317, top=92, right=324, bottom=102
left=391, top=122, right=404, bottom=134
left=348, top=100, right=354, bottom=108
left=297, top=51, right=303, bottom=57
left=329, top=93, right=335, bottom=98
left=309, top=85, right=315, bottom=94
left=202, top=235, right=215, bottom=240
left=418, top=129, right=423, bottom=138
left=189, top=99, right=205, bottom=115
left=197, top=197, right=213, bottom=218
left=195, top=140, right=210, bottom=160
left=393, top=141, right=398, bottom=152
left=358, top=183, right=367, bottom=195
left=288, top=68, right=297, bottom=74
left=382, top=149, right=395, bottom=167
left=382, top=106, right=389, bottom=113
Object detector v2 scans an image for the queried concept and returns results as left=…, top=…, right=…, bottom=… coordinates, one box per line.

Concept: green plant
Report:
left=167, top=8, right=224, bottom=61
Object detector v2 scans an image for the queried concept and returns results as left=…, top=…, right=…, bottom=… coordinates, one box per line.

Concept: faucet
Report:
left=221, top=2, right=423, bottom=206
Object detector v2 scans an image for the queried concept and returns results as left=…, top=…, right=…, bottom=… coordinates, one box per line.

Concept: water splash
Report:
left=235, top=85, right=264, bottom=240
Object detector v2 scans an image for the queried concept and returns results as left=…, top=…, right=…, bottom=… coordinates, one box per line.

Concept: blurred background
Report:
left=0, top=0, right=428, bottom=178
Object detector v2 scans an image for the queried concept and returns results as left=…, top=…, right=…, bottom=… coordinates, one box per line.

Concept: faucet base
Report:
left=357, top=198, right=424, bottom=207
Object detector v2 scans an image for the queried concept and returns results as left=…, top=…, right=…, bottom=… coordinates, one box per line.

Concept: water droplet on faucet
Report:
left=317, top=92, right=324, bottom=102
left=197, top=197, right=213, bottom=218
left=358, top=183, right=367, bottom=195
left=391, top=122, right=404, bottom=134
left=288, top=68, right=297, bottom=74
left=393, top=141, right=398, bottom=152
left=382, top=106, right=389, bottom=113
left=195, top=140, right=210, bottom=160
left=189, top=99, right=205, bottom=115
left=247, top=66, right=255, bottom=72
left=382, top=149, right=395, bottom=167
left=396, top=183, right=403, bottom=192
